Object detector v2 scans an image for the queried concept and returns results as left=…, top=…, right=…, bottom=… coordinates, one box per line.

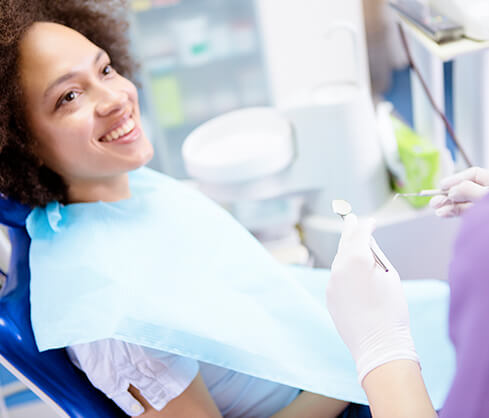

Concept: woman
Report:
left=327, top=166, right=489, bottom=418
left=0, top=0, right=354, bottom=416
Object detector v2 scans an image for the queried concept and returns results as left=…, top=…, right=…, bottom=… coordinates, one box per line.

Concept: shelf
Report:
left=400, top=16, right=489, bottom=62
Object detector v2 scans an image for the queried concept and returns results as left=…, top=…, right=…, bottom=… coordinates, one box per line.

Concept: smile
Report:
left=100, top=117, right=136, bottom=143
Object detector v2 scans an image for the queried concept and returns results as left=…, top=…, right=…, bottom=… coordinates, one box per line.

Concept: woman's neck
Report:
left=66, top=173, right=131, bottom=203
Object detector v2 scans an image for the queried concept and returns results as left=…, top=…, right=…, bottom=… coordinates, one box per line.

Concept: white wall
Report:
left=255, top=0, right=371, bottom=106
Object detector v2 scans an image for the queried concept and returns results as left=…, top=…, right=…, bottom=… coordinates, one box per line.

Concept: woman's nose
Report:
left=95, top=87, right=128, bottom=117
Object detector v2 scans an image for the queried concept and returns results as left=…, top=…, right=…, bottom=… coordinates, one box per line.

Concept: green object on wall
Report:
left=392, top=116, right=440, bottom=208
left=150, top=75, right=184, bottom=128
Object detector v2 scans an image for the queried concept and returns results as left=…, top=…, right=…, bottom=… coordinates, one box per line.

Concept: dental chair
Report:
left=0, top=198, right=127, bottom=417
left=0, top=198, right=371, bottom=418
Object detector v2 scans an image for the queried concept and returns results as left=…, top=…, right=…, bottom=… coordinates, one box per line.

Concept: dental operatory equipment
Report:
left=332, top=200, right=389, bottom=273
left=182, top=5, right=462, bottom=281
left=183, top=22, right=391, bottom=217
left=394, top=189, right=448, bottom=199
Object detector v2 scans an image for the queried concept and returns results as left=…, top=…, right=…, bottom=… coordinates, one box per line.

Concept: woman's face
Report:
left=18, top=22, right=154, bottom=192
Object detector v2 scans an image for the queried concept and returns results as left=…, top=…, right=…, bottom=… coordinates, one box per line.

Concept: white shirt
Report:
left=67, top=339, right=299, bottom=417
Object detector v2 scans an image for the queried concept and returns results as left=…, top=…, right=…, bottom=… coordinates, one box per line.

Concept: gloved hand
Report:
left=430, top=166, right=489, bottom=217
left=326, top=214, right=419, bottom=383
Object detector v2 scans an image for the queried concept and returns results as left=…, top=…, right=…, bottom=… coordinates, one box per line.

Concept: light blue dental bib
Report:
left=27, top=167, right=454, bottom=407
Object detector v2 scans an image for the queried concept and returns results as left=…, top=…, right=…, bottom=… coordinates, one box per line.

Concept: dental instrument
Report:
left=331, top=200, right=389, bottom=272
left=331, top=200, right=353, bottom=220
left=394, top=189, right=448, bottom=199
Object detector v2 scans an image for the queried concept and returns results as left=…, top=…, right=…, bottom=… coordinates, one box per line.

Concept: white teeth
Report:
left=101, top=118, right=136, bottom=142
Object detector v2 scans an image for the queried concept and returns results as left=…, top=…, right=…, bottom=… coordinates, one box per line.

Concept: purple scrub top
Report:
left=441, top=192, right=489, bottom=417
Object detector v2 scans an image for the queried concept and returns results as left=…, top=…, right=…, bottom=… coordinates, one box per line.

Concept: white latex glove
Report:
left=326, top=214, right=419, bottom=383
left=430, top=166, right=489, bottom=217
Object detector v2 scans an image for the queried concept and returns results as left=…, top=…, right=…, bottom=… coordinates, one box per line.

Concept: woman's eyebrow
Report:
left=43, top=49, right=106, bottom=101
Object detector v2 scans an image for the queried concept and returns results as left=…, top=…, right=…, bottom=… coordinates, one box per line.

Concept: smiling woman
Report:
left=0, top=2, right=456, bottom=418
left=0, top=1, right=356, bottom=417
left=0, top=0, right=146, bottom=206
left=18, top=21, right=154, bottom=203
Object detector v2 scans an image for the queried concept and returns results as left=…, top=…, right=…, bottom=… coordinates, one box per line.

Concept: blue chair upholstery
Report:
left=0, top=198, right=127, bottom=417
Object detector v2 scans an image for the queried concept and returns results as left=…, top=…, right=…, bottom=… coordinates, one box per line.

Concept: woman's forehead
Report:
left=19, top=22, right=99, bottom=93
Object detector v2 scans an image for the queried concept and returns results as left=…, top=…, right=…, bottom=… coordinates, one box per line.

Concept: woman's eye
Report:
left=102, top=64, right=113, bottom=76
left=65, top=91, right=77, bottom=102
left=56, top=91, right=79, bottom=108
left=59, top=91, right=78, bottom=105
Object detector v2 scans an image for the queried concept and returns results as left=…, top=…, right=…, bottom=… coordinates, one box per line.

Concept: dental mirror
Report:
left=331, top=199, right=389, bottom=272
left=332, top=199, right=352, bottom=219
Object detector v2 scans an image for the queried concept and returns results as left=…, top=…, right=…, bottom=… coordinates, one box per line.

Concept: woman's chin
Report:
left=129, top=140, right=155, bottom=170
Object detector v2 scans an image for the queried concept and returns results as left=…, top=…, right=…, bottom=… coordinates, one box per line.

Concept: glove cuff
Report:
left=356, top=324, right=419, bottom=383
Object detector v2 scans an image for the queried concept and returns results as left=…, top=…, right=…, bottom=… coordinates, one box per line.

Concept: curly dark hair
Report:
left=0, top=0, right=136, bottom=207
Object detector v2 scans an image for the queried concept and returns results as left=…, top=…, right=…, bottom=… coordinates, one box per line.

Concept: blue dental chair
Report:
left=0, top=198, right=371, bottom=418
left=0, top=198, right=127, bottom=417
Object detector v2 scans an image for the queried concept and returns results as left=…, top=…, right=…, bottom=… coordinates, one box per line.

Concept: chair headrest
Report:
left=0, top=198, right=31, bottom=228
